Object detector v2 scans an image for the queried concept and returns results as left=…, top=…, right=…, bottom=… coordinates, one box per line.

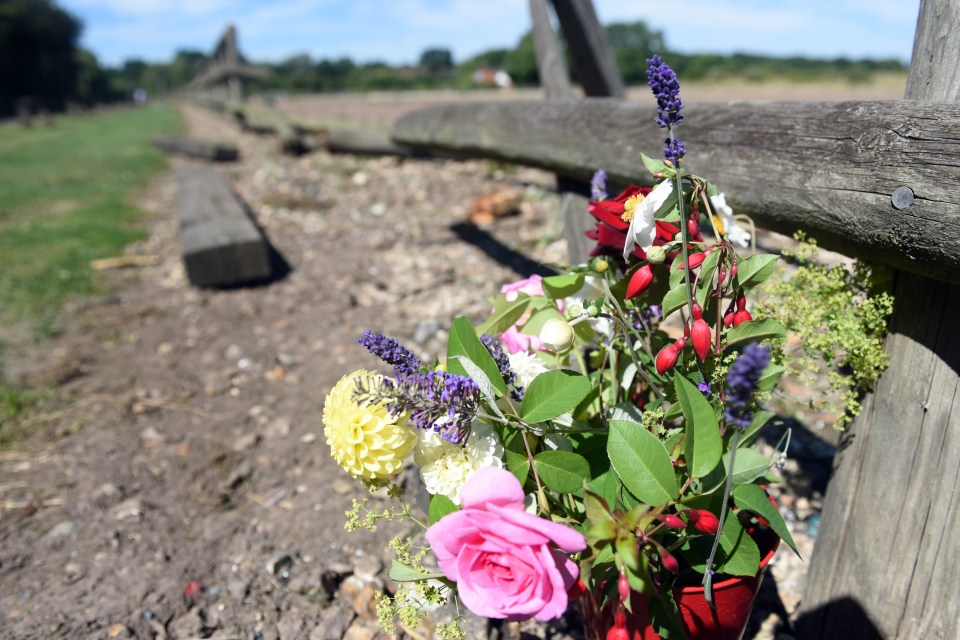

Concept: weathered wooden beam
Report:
left=530, top=0, right=572, bottom=100
left=323, top=129, right=425, bottom=157
left=798, top=1, right=960, bottom=638
left=549, top=0, right=624, bottom=97
left=176, top=164, right=272, bottom=288
left=392, top=99, right=960, bottom=283
left=153, top=137, right=239, bottom=162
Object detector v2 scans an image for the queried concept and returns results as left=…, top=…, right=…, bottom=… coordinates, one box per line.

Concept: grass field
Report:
left=0, top=105, right=181, bottom=428
left=0, top=105, right=181, bottom=337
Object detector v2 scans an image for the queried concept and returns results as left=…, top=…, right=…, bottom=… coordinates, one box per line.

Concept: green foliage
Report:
left=0, top=105, right=181, bottom=331
left=758, top=232, right=893, bottom=429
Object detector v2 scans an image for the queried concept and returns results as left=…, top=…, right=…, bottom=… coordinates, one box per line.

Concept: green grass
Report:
left=0, top=105, right=181, bottom=332
left=0, top=105, right=181, bottom=436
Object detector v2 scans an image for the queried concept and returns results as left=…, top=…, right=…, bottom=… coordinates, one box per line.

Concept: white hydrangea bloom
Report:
left=507, top=351, right=549, bottom=389
left=709, top=192, right=751, bottom=248
left=414, top=423, right=504, bottom=505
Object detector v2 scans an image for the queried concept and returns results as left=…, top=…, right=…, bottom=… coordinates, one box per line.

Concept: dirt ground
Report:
left=0, top=93, right=839, bottom=640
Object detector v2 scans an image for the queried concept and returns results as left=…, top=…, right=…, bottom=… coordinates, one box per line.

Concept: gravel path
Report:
left=0, top=98, right=832, bottom=640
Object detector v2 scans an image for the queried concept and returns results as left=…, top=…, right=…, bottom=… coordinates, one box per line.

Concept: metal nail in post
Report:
left=892, top=186, right=915, bottom=210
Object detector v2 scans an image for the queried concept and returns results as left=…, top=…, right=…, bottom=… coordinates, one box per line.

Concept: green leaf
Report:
left=607, top=420, right=678, bottom=505
left=648, top=595, right=687, bottom=639
left=446, top=316, right=506, bottom=396
left=675, top=374, right=722, bottom=479
left=716, top=513, right=761, bottom=577
left=520, top=369, right=592, bottom=423
left=585, top=467, right=620, bottom=509
left=725, top=318, right=785, bottom=347
left=755, top=363, right=785, bottom=393
left=477, top=295, right=530, bottom=336
left=502, top=431, right=530, bottom=485
left=661, top=283, right=688, bottom=319
left=696, top=250, right=723, bottom=298
left=733, top=254, right=779, bottom=289
left=740, top=410, right=775, bottom=447
left=534, top=450, right=591, bottom=494
left=723, top=448, right=773, bottom=485
left=428, top=494, right=458, bottom=524
left=388, top=560, right=446, bottom=582
left=542, top=273, right=585, bottom=299
left=518, top=305, right=563, bottom=336
left=733, top=484, right=799, bottom=557
left=641, top=153, right=675, bottom=178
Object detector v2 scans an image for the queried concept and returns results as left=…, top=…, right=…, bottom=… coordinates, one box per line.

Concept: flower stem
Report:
left=670, top=126, right=695, bottom=317
left=702, top=426, right=741, bottom=607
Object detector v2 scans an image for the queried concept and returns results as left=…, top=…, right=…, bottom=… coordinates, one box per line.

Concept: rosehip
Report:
left=626, top=264, right=654, bottom=300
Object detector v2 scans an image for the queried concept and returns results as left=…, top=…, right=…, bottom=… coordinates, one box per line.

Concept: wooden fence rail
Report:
left=392, top=99, right=960, bottom=285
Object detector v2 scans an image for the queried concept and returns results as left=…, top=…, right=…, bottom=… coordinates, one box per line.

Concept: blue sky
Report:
left=59, top=0, right=918, bottom=68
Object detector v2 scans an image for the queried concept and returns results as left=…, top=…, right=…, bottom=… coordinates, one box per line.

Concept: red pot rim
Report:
left=675, top=526, right=780, bottom=596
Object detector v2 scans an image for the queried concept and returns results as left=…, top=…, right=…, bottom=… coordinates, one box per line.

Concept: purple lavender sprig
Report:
left=723, top=343, right=771, bottom=429
left=590, top=168, right=608, bottom=201
left=359, top=331, right=422, bottom=375
left=646, top=55, right=686, bottom=164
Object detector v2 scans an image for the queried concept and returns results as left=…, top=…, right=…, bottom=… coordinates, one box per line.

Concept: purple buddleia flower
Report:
left=723, top=343, right=771, bottom=429
left=590, top=168, right=608, bottom=201
left=356, top=370, right=480, bottom=445
left=646, top=55, right=686, bottom=163
left=359, top=331, right=421, bottom=374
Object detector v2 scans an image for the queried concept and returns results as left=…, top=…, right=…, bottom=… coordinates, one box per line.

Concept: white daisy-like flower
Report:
left=507, top=350, right=549, bottom=389
left=623, top=179, right=674, bottom=261
left=709, top=192, right=751, bottom=248
left=414, top=423, right=504, bottom=505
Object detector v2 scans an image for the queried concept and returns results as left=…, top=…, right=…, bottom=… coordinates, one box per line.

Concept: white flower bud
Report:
left=539, top=317, right=575, bottom=352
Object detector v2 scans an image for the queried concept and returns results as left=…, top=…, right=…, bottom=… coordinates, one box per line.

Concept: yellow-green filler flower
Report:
left=323, top=369, right=416, bottom=480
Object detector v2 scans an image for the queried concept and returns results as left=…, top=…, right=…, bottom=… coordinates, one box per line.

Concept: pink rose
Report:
left=425, top=467, right=586, bottom=621
left=499, top=275, right=545, bottom=353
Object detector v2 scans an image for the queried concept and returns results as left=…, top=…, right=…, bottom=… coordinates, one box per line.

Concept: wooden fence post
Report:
left=797, top=1, right=960, bottom=638
left=529, top=0, right=623, bottom=264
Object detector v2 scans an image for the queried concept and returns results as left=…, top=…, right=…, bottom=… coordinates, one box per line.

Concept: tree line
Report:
left=1, top=0, right=906, bottom=119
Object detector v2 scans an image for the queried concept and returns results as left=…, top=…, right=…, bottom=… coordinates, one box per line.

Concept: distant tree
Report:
left=0, top=0, right=83, bottom=116
left=605, top=21, right=666, bottom=84
left=419, top=48, right=454, bottom=74
left=503, top=31, right=538, bottom=86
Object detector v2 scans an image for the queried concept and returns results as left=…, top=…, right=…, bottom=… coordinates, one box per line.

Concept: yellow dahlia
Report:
left=322, top=370, right=416, bottom=481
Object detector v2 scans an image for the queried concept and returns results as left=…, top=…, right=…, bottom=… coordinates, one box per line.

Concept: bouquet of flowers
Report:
left=320, top=56, right=849, bottom=640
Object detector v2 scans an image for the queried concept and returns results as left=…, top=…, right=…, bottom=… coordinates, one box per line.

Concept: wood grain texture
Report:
left=799, top=2, right=960, bottom=637
left=176, top=165, right=271, bottom=288
left=529, top=0, right=572, bottom=100
left=797, top=274, right=960, bottom=639
left=905, top=0, right=960, bottom=101
left=549, top=0, right=624, bottom=98
left=392, top=99, right=960, bottom=283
